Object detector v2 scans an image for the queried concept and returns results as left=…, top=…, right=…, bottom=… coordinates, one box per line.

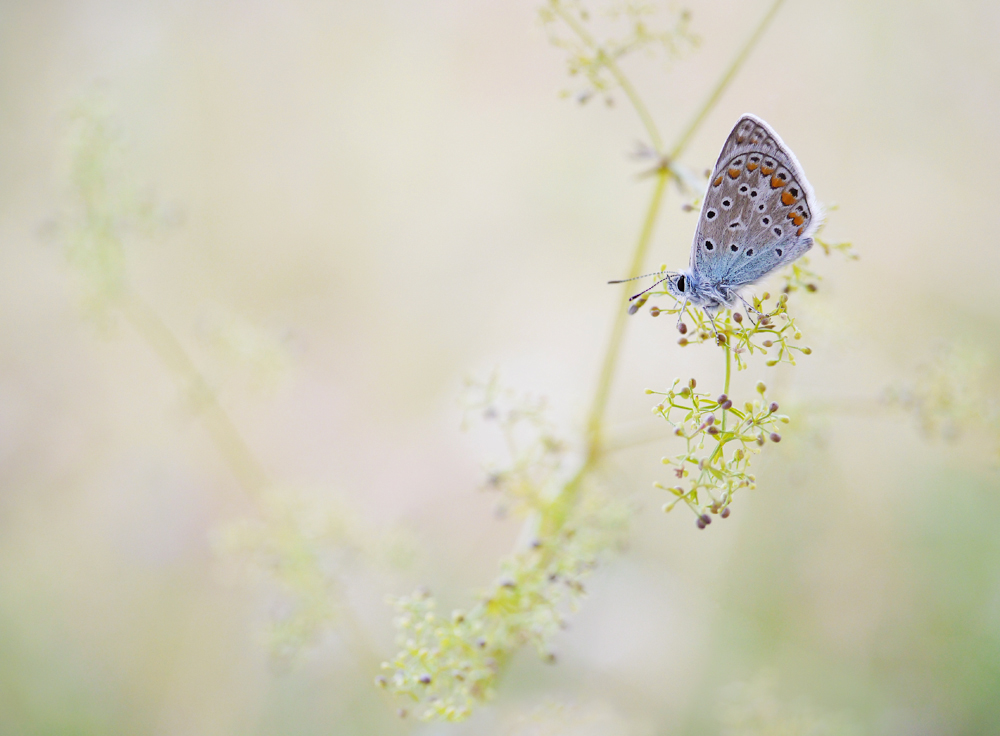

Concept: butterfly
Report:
left=612, top=114, right=821, bottom=320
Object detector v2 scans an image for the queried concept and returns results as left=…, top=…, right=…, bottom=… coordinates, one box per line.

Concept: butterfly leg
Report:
left=704, top=308, right=720, bottom=338
left=676, top=298, right=690, bottom=330
left=734, top=292, right=762, bottom=326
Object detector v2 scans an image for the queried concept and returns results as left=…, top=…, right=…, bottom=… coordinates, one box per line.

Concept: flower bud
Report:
left=707, top=425, right=719, bottom=435
left=766, top=359, right=779, bottom=367
left=762, top=340, right=773, bottom=347
left=770, top=432, right=782, bottom=443
left=688, top=377, right=697, bottom=389
left=733, top=312, right=743, bottom=323
left=645, top=388, right=654, bottom=394
left=678, top=321, right=687, bottom=334
left=700, top=513, right=712, bottom=526
left=769, top=402, right=779, bottom=413
left=762, top=292, right=771, bottom=301
left=678, top=337, right=689, bottom=346
left=801, top=346, right=812, bottom=355
left=756, top=381, right=767, bottom=394
left=696, top=516, right=706, bottom=529
left=716, top=333, right=728, bottom=345
left=721, top=507, right=731, bottom=519
left=650, top=307, right=661, bottom=317
left=705, top=414, right=716, bottom=425
left=717, top=393, right=728, bottom=403
left=679, top=386, right=691, bottom=398
left=720, top=400, right=733, bottom=411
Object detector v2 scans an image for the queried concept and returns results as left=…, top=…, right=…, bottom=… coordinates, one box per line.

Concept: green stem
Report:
left=118, top=289, right=271, bottom=498
left=586, top=168, right=670, bottom=457
left=668, top=0, right=787, bottom=161
left=550, top=2, right=664, bottom=151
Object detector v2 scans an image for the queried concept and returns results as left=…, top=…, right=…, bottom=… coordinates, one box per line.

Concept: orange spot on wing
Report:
left=797, top=227, right=804, bottom=236
left=746, top=162, right=758, bottom=171
left=761, top=166, right=774, bottom=176
left=728, top=168, right=740, bottom=179
left=713, top=176, right=723, bottom=187
left=781, top=191, right=796, bottom=206
left=770, top=175, right=784, bottom=189
left=787, top=212, right=804, bottom=226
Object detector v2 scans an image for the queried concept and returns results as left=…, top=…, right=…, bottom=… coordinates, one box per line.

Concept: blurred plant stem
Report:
left=62, top=108, right=385, bottom=673
left=117, top=289, right=272, bottom=497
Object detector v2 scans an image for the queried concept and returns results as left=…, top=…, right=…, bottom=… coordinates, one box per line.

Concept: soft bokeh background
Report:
left=2, top=0, right=999, bottom=734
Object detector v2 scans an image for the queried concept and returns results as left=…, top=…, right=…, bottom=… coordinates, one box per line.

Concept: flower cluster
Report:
left=379, top=378, right=628, bottom=720
left=650, top=379, right=789, bottom=525
left=538, top=0, right=699, bottom=107
left=639, top=290, right=811, bottom=371
left=886, top=343, right=1000, bottom=453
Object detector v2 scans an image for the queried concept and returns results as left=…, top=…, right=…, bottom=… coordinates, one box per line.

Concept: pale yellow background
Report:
left=1, top=1, right=998, bottom=734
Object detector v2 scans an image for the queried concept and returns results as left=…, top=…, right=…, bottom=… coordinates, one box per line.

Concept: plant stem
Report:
left=668, top=0, right=786, bottom=161
left=550, top=2, right=664, bottom=151
left=118, top=289, right=271, bottom=498
left=586, top=168, right=670, bottom=457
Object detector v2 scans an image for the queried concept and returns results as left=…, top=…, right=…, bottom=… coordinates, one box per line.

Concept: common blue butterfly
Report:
left=613, top=115, right=821, bottom=317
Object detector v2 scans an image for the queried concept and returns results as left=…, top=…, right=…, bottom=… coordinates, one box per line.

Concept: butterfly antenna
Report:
left=628, top=274, right=672, bottom=302
left=607, top=270, right=675, bottom=285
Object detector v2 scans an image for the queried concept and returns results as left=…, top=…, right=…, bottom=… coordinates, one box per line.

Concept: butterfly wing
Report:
left=690, top=114, right=821, bottom=289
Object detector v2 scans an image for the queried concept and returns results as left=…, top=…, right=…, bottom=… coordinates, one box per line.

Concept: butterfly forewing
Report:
left=691, top=115, right=820, bottom=289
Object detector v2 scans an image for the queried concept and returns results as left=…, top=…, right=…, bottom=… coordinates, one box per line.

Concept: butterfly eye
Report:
left=676, top=275, right=686, bottom=292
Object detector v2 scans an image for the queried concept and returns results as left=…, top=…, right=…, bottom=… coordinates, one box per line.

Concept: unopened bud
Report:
left=688, top=377, right=697, bottom=389
left=720, top=400, right=733, bottom=411
left=717, top=394, right=728, bottom=403
left=806, top=283, right=818, bottom=292
left=650, top=307, right=661, bottom=317
left=762, top=340, right=773, bottom=347
left=696, top=516, right=707, bottom=529
left=700, top=513, right=712, bottom=526
left=756, top=381, right=767, bottom=395
left=707, top=425, right=719, bottom=435
left=801, top=346, right=812, bottom=355
left=733, top=312, right=743, bottom=323
left=762, top=291, right=771, bottom=301
left=721, top=507, right=731, bottom=519
left=705, top=414, right=716, bottom=425
left=716, top=333, right=727, bottom=345
left=678, top=337, right=689, bottom=346
left=679, top=386, right=691, bottom=398
left=769, top=402, right=779, bottom=413
left=770, top=432, right=782, bottom=443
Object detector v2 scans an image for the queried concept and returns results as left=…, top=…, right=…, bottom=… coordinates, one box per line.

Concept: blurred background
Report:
left=2, top=0, right=1000, bottom=734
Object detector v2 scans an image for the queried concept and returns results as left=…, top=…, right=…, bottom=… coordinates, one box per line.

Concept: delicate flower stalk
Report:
left=380, top=0, right=800, bottom=720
